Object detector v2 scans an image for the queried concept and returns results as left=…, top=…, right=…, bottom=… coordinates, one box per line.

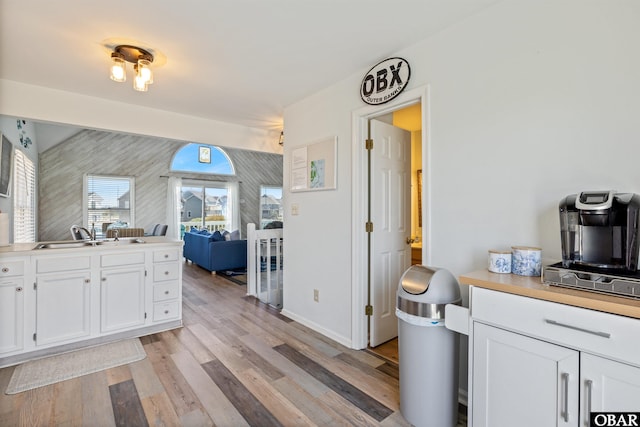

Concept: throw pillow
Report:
left=212, top=230, right=225, bottom=242
left=230, top=230, right=240, bottom=240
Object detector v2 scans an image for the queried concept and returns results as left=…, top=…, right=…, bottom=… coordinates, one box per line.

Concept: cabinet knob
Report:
left=164, top=310, right=169, bottom=314
left=101, top=277, right=107, bottom=281
left=85, top=279, right=91, bottom=283
left=164, top=271, right=169, bottom=275
left=164, top=290, right=170, bottom=295
left=1, top=267, right=8, bottom=273
left=16, top=286, right=23, bottom=292
left=164, top=254, right=169, bottom=259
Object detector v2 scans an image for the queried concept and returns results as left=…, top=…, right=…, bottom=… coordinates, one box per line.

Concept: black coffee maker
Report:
left=559, top=191, right=640, bottom=272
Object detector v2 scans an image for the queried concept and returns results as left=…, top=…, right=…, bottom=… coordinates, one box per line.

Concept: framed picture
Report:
left=0, top=134, right=13, bottom=198
left=290, top=136, right=337, bottom=192
left=198, top=146, right=211, bottom=163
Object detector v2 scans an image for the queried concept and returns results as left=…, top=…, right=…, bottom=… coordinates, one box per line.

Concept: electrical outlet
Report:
left=292, top=203, right=300, bottom=215
left=313, top=289, right=319, bottom=302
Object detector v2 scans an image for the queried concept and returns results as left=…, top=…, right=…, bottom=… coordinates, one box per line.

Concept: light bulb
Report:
left=133, top=74, right=148, bottom=92
left=110, top=54, right=126, bottom=82
left=137, top=58, right=153, bottom=84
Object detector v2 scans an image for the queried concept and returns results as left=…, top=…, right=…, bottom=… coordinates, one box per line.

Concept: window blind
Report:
left=86, top=175, right=135, bottom=236
left=13, top=149, right=36, bottom=243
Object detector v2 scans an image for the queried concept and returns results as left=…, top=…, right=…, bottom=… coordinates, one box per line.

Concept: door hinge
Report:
left=33, top=333, right=37, bottom=341
left=365, top=305, right=373, bottom=316
left=365, top=139, right=373, bottom=150
left=144, top=312, right=147, bottom=319
left=365, top=222, right=373, bottom=233
left=145, top=270, right=148, bottom=277
left=33, top=282, right=37, bottom=290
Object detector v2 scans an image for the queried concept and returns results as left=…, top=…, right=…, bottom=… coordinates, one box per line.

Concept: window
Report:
left=260, top=186, right=283, bottom=229
left=84, top=175, right=135, bottom=238
left=181, top=180, right=239, bottom=233
left=13, top=149, right=36, bottom=243
left=171, top=143, right=234, bottom=175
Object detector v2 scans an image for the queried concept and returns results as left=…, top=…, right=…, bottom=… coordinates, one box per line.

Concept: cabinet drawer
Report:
left=471, top=287, right=640, bottom=367
left=153, top=281, right=179, bottom=302
left=153, top=249, right=179, bottom=263
left=0, top=260, right=25, bottom=278
left=153, top=263, right=179, bottom=282
left=101, top=251, right=145, bottom=268
left=153, top=301, right=180, bottom=321
left=37, top=256, right=91, bottom=273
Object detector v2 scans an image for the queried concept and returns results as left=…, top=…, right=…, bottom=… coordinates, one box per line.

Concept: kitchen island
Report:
left=0, top=237, right=183, bottom=367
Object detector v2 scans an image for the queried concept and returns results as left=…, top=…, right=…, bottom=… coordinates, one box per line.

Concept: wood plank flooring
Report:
left=0, top=262, right=467, bottom=426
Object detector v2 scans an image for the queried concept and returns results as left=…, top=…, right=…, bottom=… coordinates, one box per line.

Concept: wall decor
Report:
left=198, top=145, right=211, bottom=163
left=0, top=134, right=14, bottom=197
left=16, top=119, right=32, bottom=149
left=290, top=136, right=337, bottom=192
left=360, top=57, right=411, bottom=105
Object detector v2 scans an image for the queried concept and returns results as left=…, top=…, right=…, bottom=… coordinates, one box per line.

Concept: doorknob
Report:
left=406, top=237, right=415, bottom=245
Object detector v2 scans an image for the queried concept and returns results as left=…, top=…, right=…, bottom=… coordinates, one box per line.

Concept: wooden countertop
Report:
left=459, top=269, right=640, bottom=320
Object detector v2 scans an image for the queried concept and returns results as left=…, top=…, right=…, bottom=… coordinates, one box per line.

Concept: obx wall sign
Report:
left=360, top=57, right=411, bottom=105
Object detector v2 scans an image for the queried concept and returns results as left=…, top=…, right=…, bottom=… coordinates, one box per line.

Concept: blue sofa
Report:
left=183, top=229, right=247, bottom=272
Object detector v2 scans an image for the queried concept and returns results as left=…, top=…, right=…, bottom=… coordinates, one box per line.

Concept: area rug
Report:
left=5, top=338, right=146, bottom=394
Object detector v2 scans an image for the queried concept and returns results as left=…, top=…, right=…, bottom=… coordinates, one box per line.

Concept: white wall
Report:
left=0, top=80, right=282, bottom=154
left=282, top=0, right=640, bottom=355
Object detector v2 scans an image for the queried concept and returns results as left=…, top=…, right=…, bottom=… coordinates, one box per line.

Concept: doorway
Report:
left=350, top=85, right=429, bottom=350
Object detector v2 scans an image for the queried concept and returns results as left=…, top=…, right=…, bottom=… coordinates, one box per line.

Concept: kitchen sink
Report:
left=95, top=238, right=146, bottom=245
left=34, top=238, right=145, bottom=249
left=34, top=241, right=96, bottom=249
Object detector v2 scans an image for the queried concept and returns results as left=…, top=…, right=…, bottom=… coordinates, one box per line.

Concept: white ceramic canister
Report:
left=511, top=246, right=542, bottom=276
left=488, top=250, right=512, bottom=273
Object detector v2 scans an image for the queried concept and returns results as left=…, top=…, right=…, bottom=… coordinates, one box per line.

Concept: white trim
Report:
left=350, top=85, right=431, bottom=350
left=280, top=309, right=353, bottom=349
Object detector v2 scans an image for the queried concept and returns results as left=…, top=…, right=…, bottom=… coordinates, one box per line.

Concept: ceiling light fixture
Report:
left=109, top=45, right=154, bottom=92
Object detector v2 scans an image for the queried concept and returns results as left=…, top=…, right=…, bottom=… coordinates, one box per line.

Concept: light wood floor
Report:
left=0, top=262, right=466, bottom=426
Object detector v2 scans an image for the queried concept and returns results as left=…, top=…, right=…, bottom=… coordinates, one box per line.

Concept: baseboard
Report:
left=280, top=309, right=353, bottom=348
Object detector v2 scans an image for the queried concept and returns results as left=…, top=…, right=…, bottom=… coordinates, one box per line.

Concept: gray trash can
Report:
left=396, top=265, right=462, bottom=427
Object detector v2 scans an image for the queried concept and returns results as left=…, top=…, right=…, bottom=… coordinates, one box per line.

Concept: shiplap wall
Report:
left=39, top=129, right=282, bottom=241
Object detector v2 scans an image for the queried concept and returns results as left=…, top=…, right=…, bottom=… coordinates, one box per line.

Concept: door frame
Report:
left=350, top=85, right=431, bottom=349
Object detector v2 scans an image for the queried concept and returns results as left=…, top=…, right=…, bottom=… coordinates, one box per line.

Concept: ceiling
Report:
left=0, top=0, right=499, bottom=133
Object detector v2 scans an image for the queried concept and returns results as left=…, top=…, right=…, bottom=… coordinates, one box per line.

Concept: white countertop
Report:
left=0, top=236, right=183, bottom=256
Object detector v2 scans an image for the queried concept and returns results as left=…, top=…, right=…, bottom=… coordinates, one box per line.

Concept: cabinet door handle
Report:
left=544, top=319, right=611, bottom=338
left=164, top=254, right=169, bottom=259
left=164, top=310, right=169, bottom=314
left=164, top=290, right=170, bottom=295
left=1, top=267, right=8, bottom=273
left=561, top=372, right=569, bottom=422
left=16, top=286, right=23, bottom=292
left=164, top=271, right=169, bottom=275
left=584, top=379, right=593, bottom=427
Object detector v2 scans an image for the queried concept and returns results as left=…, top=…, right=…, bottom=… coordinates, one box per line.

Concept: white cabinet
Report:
left=151, top=248, right=181, bottom=322
left=0, top=258, right=25, bottom=354
left=35, top=271, right=91, bottom=346
left=581, top=354, right=640, bottom=423
left=469, top=287, right=640, bottom=427
left=0, top=241, right=182, bottom=367
left=0, top=278, right=25, bottom=354
left=473, top=323, right=579, bottom=427
left=99, top=251, right=146, bottom=333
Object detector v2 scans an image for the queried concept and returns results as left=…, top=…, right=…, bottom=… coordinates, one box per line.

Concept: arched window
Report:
left=170, top=144, right=239, bottom=234
left=170, top=143, right=235, bottom=175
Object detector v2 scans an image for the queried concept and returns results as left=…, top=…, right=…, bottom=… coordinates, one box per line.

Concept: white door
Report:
left=581, top=353, right=640, bottom=425
left=472, top=323, right=579, bottom=427
left=369, top=119, right=411, bottom=347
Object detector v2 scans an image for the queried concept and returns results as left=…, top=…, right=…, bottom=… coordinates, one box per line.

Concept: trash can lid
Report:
left=397, top=266, right=461, bottom=318
left=400, top=265, right=435, bottom=295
